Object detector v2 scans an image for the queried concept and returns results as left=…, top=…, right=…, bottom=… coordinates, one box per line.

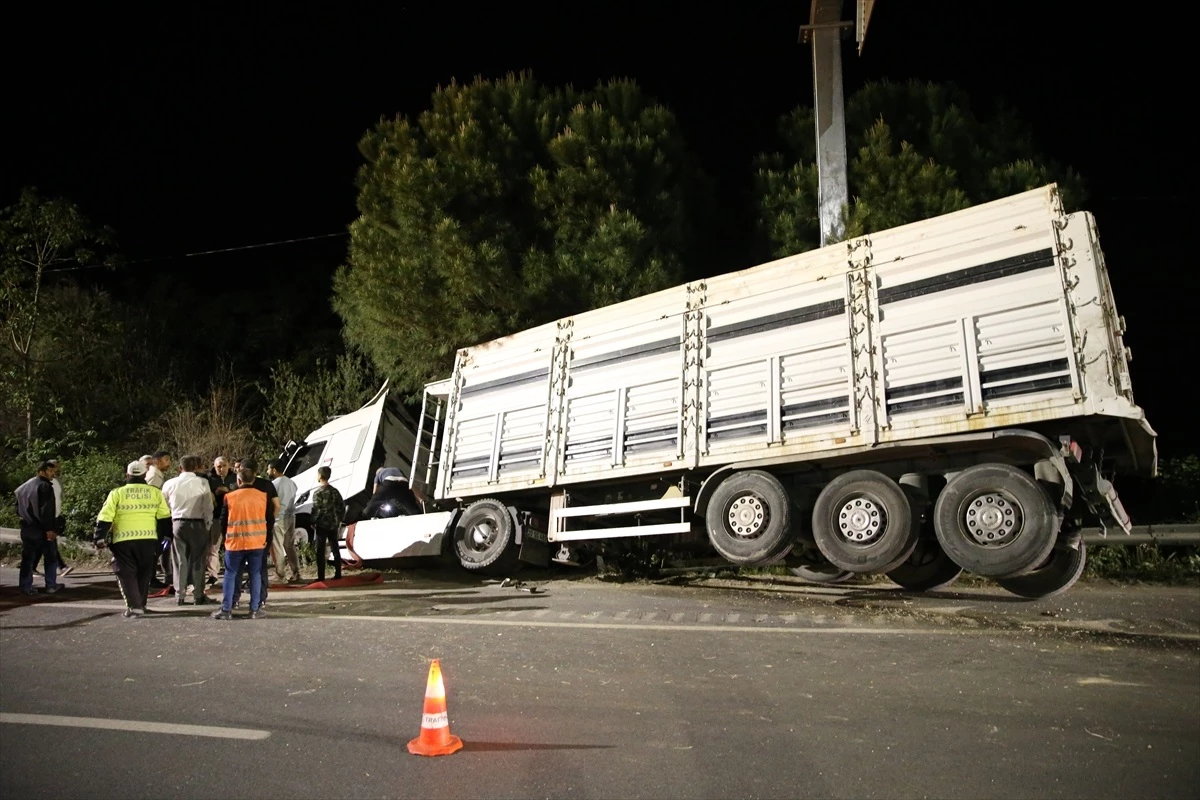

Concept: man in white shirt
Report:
left=267, top=459, right=301, bottom=583
left=161, top=454, right=214, bottom=606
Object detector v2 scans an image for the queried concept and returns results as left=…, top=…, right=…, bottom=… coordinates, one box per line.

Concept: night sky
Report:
left=4, top=2, right=1191, bottom=456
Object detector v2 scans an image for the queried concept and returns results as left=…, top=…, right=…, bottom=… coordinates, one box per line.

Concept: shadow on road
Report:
left=0, top=611, right=122, bottom=630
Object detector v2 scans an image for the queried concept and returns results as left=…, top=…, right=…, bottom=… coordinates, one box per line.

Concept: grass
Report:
left=1084, top=544, right=1200, bottom=584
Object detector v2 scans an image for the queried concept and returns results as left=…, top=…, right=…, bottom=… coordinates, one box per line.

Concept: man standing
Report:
left=144, top=451, right=171, bottom=489
left=204, top=456, right=237, bottom=587
left=162, top=454, right=215, bottom=606
left=267, top=459, right=301, bottom=583
left=214, top=467, right=270, bottom=620
left=15, top=461, right=62, bottom=596
left=48, top=460, right=72, bottom=577
left=93, top=460, right=172, bottom=618
left=231, top=457, right=278, bottom=608
left=310, top=466, right=345, bottom=583
left=143, top=451, right=174, bottom=591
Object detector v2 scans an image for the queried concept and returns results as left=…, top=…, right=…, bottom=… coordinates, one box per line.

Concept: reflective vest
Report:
left=96, top=483, right=170, bottom=544
left=224, top=487, right=268, bottom=551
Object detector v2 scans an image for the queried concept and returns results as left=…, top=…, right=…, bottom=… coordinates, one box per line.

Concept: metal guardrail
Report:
left=4, top=524, right=1199, bottom=550
left=1080, top=524, right=1200, bottom=546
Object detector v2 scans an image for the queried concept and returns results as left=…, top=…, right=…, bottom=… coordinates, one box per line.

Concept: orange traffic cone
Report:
left=407, top=659, right=463, bottom=756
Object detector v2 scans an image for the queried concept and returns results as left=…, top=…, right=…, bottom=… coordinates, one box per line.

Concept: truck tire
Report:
left=705, top=470, right=795, bottom=566
left=933, top=464, right=1058, bottom=578
left=996, top=541, right=1086, bottom=599
left=811, top=471, right=919, bottom=574
left=453, top=498, right=519, bottom=573
left=885, top=535, right=963, bottom=592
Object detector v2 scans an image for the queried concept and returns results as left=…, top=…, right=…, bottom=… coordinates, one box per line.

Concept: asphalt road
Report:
left=1, top=564, right=1197, bottom=799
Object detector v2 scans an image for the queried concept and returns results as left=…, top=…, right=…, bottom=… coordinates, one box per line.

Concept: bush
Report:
left=57, top=451, right=127, bottom=540
left=1085, top=544, right=1200, bottom=584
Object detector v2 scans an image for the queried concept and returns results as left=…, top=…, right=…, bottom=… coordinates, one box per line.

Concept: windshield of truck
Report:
left=285, top=441, right=327, bottom=477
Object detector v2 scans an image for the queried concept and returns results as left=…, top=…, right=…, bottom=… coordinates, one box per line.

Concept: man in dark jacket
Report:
left=15, top=461, right=62, bottom=596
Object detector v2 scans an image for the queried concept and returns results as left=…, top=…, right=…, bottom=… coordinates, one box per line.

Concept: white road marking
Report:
left=0, top=713, right=270, bottom=740
left=325, top=614, right=965, bottom=635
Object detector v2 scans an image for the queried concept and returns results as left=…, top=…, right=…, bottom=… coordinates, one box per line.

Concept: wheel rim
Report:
left=725, top=493, right=769, bottom=539
left=459, top=515, right=500, bottom=560
left=962, top=491, right=1024, bottom=546
left=837, top=494, right=886, bottom=544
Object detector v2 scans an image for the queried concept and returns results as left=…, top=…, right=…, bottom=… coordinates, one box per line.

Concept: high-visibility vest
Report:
left=224, top=487, right=268, bottom=551
left=96, top=483, right=170, bottom=544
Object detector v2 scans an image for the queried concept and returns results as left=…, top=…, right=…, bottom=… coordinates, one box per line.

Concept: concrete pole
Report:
left=809, top=2, right=849, bottom=246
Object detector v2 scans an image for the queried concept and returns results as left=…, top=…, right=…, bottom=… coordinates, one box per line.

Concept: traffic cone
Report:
left=407, top=659, right=463, bottom=756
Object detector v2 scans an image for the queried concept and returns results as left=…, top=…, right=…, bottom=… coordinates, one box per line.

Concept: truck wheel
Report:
left=705, top=470, right=795, bottom=566
left=996, top=541, right=1086, bottom=599
left=886, top=535, right=963, bottom=592
left=811, top=471, right=919, bottom=574
left=453, top=499, right=518, bottom=573
left=933, top=464, right=1058, bottom=578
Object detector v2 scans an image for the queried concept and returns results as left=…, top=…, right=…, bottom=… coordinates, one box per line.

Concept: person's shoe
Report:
left=122, top=608, right=143, bottom=619
left=205, top=576, right=219, bottom=587
left=211, top=609, right=232, bottom=620
left=195, top=595, right=212, bottom=606
left=20, top=588, right=37, bottom=596
left=44, top=585, right=61, bottom=594
left=250, top=609, right=266, bottom=619
left=176, top=596, right=186, bottom=606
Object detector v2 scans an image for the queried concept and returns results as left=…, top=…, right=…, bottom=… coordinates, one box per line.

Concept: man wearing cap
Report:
left=93, top=460, right=172, bottom=618
left=162, top=454, right=215, bottom=606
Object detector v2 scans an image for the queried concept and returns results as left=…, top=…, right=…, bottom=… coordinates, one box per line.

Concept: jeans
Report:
left=221, top=548, right=263, bottom=613
left=19, top=533, right=57, bottom=593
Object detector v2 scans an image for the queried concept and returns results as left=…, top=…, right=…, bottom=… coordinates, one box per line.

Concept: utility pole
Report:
left=802, top=0, right=875, bottom=246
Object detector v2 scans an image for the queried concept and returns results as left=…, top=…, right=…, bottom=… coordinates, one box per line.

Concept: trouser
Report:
left=222, top=549, right=263, bottom=613
left=314, top=526, right=342, bottom=582
left=19, top=532, right=58, bottom=592
left=232, top=545, right=271, bottom=606
left=158, top=535, right=174, bottom=585
left=272, top=515, right=300, bottom=580
left=111, top=539, right=159, bottom=611
left=206, top=519, right=224, bottom=580
left=171, top=519, right=210, bottom=601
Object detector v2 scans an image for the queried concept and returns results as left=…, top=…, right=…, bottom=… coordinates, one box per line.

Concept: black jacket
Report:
left=15, top=475, right=56, bottom=538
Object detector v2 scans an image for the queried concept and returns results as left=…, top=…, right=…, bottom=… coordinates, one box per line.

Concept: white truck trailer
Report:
left=282, top=184, right=1156, bottom=598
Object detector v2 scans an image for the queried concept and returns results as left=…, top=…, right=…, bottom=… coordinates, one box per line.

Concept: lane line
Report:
left=0, top=713, right=270, bottom=740
left=321, top=614, right=969, bottom=635
left=13, top=602, right=1200, bottom=641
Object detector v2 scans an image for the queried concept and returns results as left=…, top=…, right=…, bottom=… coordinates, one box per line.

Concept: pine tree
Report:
left=752, top=80, right=1085, bottom=259
left=334, top=73, right=708, bottom=396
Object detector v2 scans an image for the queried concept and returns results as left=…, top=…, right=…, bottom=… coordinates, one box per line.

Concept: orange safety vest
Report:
left=224, top=487, right=269, bottom=551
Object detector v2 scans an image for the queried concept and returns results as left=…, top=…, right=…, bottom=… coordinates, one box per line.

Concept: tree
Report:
left=752, top=80, right=1085, bottom=258
left=254, top=352, right=379, bottom=455
left=0, top=188, right=117, bottom=445
left=334, top=73, right=709, bottom=396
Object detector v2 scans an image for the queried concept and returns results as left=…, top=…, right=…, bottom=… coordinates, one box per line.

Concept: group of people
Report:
left=14, top=452, right=350, bottom=620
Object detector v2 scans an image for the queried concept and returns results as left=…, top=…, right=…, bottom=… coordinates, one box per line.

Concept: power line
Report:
left=43, top=230, right=349, bottom=273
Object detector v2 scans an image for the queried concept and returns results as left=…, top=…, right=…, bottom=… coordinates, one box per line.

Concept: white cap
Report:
left=127, top=460, right=148, bottom=477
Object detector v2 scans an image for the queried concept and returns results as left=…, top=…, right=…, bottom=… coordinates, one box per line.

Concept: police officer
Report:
left=93, top=460, right=172, bottom=619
